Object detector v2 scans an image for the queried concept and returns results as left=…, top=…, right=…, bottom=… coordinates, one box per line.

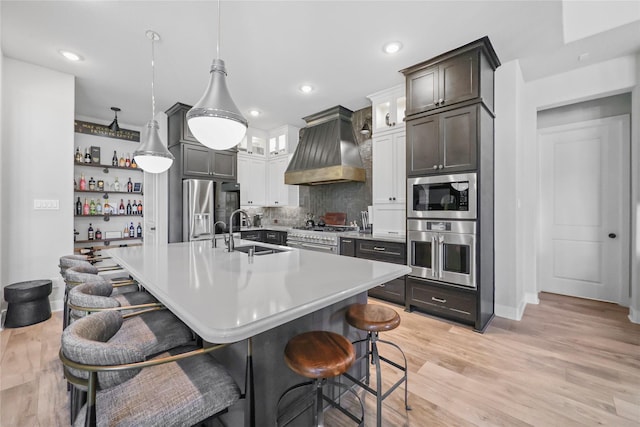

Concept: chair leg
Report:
left=372, top=336, right=382, bottom=427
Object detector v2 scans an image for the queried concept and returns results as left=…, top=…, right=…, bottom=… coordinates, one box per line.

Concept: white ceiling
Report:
left=2, top=1, right=639, bottom=130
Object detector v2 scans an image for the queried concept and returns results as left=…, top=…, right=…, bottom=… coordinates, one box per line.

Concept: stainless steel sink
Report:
left=234, top=245, right=288, bottom=255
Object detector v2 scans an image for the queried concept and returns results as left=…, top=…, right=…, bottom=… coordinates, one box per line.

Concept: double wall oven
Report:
left=407, top=173, right=477, bottom=289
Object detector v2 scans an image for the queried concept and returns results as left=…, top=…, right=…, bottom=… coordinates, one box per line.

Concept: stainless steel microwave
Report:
left=407, top=173, right=477, bottom=219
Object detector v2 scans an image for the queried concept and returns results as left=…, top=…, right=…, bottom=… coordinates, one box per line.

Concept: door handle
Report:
left=438, top=235, right=444, bottom=279
left=608, top=233, right=617, bottom=239
left=431, top=236, right=436, bottom=277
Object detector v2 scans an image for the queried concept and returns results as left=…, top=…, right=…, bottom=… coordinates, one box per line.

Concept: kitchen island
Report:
left=107, top=240, right=410, bottom=425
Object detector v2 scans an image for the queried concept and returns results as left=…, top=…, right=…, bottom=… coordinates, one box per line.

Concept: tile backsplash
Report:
left=245, top=106, right=373, bottom=228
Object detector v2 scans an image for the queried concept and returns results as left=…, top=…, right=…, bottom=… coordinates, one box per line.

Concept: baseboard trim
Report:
left=629, top=305, right=640, bottom=324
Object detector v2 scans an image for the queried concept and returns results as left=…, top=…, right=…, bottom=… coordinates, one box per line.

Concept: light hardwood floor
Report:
left=1, top=292, right=639, bottom=426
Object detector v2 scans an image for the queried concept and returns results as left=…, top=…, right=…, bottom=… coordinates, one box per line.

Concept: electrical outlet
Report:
left=33, top=199, right=60, bottom=210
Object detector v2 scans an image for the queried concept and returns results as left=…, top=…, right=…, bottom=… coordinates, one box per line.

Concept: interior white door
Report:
left=538, top=115, right=630, bottom=304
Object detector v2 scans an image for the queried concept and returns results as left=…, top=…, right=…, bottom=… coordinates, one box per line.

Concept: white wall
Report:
left=2, top=58, right=75, bottom=312
left=518, top=55, right=639, bottom=321
left=494, top=59, right=527, bottom=320
left=631, top=52, right=640, bottom=323
left=0, top=4, right=5, bottom=313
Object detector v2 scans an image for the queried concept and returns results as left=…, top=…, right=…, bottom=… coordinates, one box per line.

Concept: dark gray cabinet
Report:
left=407, top=104, right=480, bottom=176
left=241, top=229, right=287, bottom=246
left=241, top=230, right=264, bottom=242
left=340, top=237, right=406, bottom=305
left=181, top=143, right=236, bottom=180
left=402, top=37, right=499, bottom=118
left=406, top=277, right=476, bottom=325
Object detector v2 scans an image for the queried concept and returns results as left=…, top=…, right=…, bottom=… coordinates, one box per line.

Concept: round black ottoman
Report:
left=4, top=280, right=52, bottom=328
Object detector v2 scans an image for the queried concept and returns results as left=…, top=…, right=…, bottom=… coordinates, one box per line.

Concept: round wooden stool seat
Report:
left=284, top=331, right=355, bottom=379
left=346, top=303, right=401, bottom=332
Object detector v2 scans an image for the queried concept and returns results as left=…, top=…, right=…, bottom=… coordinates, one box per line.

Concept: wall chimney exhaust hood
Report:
left=285, top=106, right=365, bottom=185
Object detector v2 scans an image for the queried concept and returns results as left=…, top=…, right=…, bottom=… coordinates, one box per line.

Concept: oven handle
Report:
left=438, top=235, right=444, bottom=279
left=289, top=241, right=336, bottom=252
left=431, top=236, right=437, bottom=277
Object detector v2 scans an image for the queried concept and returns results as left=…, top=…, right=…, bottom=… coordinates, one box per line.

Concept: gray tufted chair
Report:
left=60, top=311, right=240, bottom=427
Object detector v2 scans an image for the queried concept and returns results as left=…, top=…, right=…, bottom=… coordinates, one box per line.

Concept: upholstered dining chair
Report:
left=60, top=311, right=240, bottom=427
left=64, top=286, right=195, bottom=424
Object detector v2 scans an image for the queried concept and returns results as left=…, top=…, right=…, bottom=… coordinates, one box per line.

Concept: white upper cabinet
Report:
left=367, top=84, right=406, bottom=135
left=372, top=130, right=406, bottom=205
left=238, top=127, right=268, bottom=157
left=268, top=125, right=300, bottom=157
left=238, top=155, right=266, bottom=207
left=267, top=155, right=298, bottom=207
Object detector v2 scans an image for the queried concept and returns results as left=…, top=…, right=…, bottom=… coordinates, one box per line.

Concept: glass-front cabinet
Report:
left=368, top=84, right=406, bottom=135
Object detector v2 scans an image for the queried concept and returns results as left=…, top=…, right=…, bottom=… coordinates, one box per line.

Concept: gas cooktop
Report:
left=292, top=225, right=358, bottom=233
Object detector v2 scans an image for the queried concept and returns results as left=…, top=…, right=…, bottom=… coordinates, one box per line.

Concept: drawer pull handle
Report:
left=431, top=297, right=447, bottom=304
left=342, top=240, right=352, bottom=243
left=373, top=247, right=386, bottom=251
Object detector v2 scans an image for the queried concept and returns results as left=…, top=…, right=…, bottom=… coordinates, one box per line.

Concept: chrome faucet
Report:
left=228, top=209, right=249, bottom=252
left=212, top=221, right=227, bottom=248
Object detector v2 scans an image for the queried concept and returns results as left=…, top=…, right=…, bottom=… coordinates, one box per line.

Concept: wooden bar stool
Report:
left=277, top=331, right=364, bottom=427
left=344, top=304, right=410, bottom=427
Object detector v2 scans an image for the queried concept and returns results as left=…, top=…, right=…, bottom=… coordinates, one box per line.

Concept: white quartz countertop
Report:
left=107, top=241, right=410, bottom=344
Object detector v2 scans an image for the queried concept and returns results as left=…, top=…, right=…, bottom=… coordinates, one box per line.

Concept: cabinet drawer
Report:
left=241, top=230, right=264, bottom=241
left=264, top=231, right=286, bottom=245
left=406, top=277, right=476, bottom=324
left=356, top=240, right=405, bottom=264
left=339, top=238, right=356, bottom=257
left=368, top=277, right=405, bottom=306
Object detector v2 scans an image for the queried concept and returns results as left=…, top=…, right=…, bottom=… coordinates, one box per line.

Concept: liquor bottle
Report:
left=127, top=177, right=133, bottom=192
left=137, top=200, right=143, bottom=215
left=119, top=155, right=125, bottom=167
left=103, top=199, right=110, bottom=215
left=131, top=157, right=137, bottom=168
left=88, top=176, right=96, bottom=191
left=124, top=224, right=130, bottom=236
left=125, top=154, right=131, bottom=168
left=126, top=200, right=132, bottom=215
left=88, top=223, right=94, bottom=240
left=136, top=222, right=142, bottom=237
left=129, top=222, right=135, bottom=238
left=97, top=179, right=104, bottom=191
left=112, top=150, right=118, bottom=166
left=83, top=198, right=90, bottom=215
left=119, top=199, right=125, bottom=215
left=89, top=199, right=96, bottom=215
left=84, top=148, right=92, bottom=163
left=95, top=228, right=102, bottom=240
left=75, top=147, right=83, bottom=163
left=75, top=197, right=82, bottom=215
left=132, top=200, right=138, bottom=214
left=114, top=177, right=120, bottom=191
left=79, top=173, right=86, bottom=191
left=96, top=200, right=103, bottom=215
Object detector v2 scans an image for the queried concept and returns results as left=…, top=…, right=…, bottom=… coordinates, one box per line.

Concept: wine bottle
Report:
left=136, top=222, right=142, bottom=238
left=127, top=177, right=133, bottom=192
left=124, top=224, right=130, bottom=236
left=89, top=199, right=96, bottom=215
left=84, top=148, right=92, bottom=163
left=83, top=198, right=90, bottom=215
left=95, top=228, right=102, bottom=240
left=119, top=199, right=125, bottom=215
left=114, top=177, right=120, bottom=191
left=96, top=200, right=103, bottom=215
left=112, top=150, right=118, bottom=166
left=88, top=223, right=94, bottom=240
left=75, top=147, right=83, bottom=163
left=79, top=173, right=86, bottom=191
left=131, top=157, right=137, bottom=168
left=75, top=197, right=82, bottom=215
left=132, top=200, right=138, bottom=214
left=126, top=200, right=132, bottom=215
left=137, top=200, right=143, bottom=215
left=129, top=222, right=135, bottom=238
left=88, top=177, right=96, bottom=191
left=125, top=154, right=131, bottom=168
left=104, top=199, right=110, bottom=215
left=119, top=155, right=125, bottom=167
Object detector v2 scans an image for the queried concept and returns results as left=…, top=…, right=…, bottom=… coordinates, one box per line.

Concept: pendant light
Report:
left=108, top=107, right=121, bottom=132
left=133, top=30, right=175, bottom=174
left=186, top=0, right=247, bottom=150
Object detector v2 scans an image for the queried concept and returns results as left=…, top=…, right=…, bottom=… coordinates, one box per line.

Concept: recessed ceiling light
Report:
left=249, top=109, right=261, bottom=117
left=299, top=84, right=314, bottom=94
left=383, top=41, right=403, bottom=55
left=59, top=50, right=83, bottom=62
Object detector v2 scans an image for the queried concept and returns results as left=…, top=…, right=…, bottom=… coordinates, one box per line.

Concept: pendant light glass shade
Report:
left=134, top=120, right=174, bottom=173
left=133, top=30, right=174, bottom=174
left=187, top=59, right=247, bottom=150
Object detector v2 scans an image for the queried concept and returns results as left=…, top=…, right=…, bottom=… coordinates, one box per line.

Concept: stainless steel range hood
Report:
left=285, top=106, right=365, bottom=185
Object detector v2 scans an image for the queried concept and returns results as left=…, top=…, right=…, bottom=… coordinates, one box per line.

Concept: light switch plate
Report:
left=34, top=199, right=59, bottom=210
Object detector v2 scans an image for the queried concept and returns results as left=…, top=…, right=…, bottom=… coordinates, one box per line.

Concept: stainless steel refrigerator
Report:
left=183, top=179, right=215, bottom=241
left=181, top=179, right=240, bottom=242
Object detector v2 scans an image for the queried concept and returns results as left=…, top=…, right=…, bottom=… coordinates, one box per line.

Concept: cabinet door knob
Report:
left=392, top=197, right=396, bottom=201
left=433, top=165, right=438, bottom=170
left=608, top=233, right=617, bottom=239
left=389, top=197, right=392, bottom=201
left=438, top=98, right=444, bottom=105
left=438, top=165, right=444, bottom=169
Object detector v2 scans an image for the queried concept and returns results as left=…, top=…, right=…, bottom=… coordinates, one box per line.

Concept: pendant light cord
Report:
left=151, top=34, right=156, bottom=121
left=217, top=0, right=221, bottom=58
